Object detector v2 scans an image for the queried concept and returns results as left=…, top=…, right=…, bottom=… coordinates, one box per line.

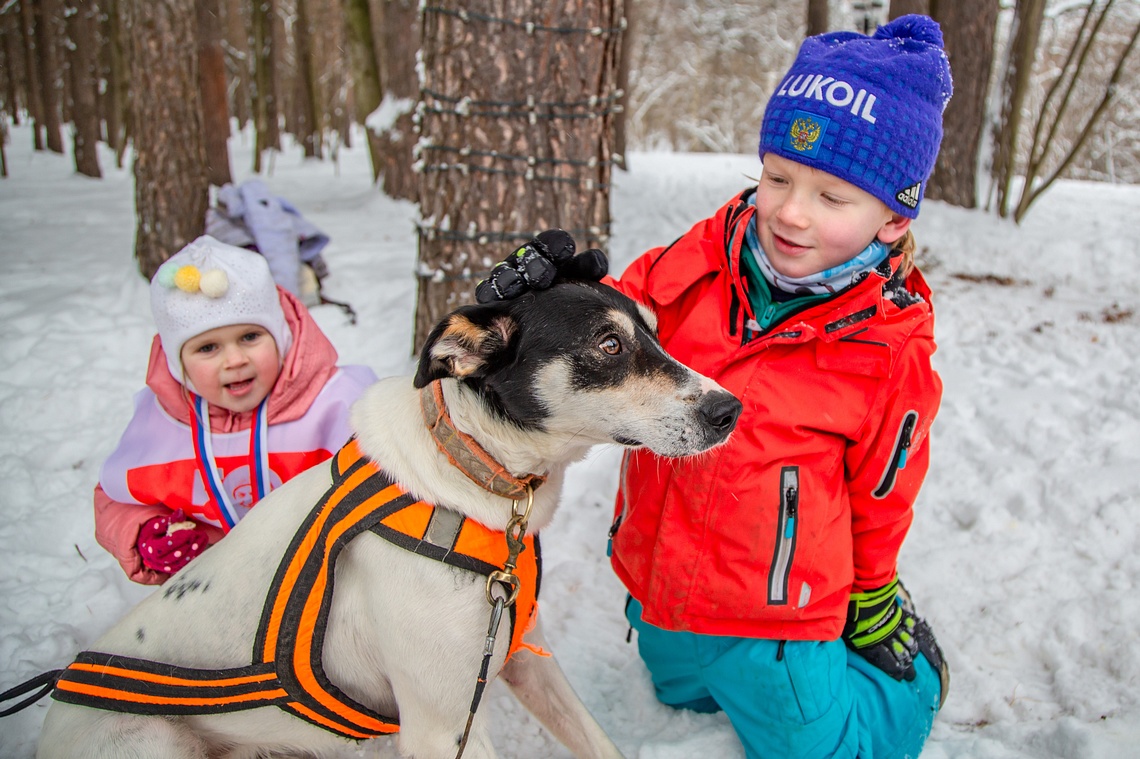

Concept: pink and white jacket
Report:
left=95, top=289, right=376, bottom=584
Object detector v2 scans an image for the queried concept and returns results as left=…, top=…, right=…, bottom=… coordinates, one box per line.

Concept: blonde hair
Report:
left=891, top=229, right=917, bottom=279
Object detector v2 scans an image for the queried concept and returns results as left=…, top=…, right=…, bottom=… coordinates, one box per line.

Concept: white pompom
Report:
left=199, top=269, right=230, bottom=298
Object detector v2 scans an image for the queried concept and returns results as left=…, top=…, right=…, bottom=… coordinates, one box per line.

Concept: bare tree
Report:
left=374, top=0, right=422, bottom=200
left=33, top=0, right=65, bottom=153
left=221, top=0, right=252, bottom=130
left=197, top=0, right=233, bottom=186
left=1014, top=1, right=1138, bottom=219
left=806, top=0, right=828, bottom=35
left=991, top=0, right=1045, bottom=218
left=1, top=6, right=25, bottom=124
left=125, top=0, right=208, bottom=279
left=99, top=0, right=129, bottom=166
left=992, top=0, right=1138, bottom=222
left=251, top=0, right=280, bottom=172
left=344, top=0, right=383, bottom=179
left=888, top=0, right=928, bottom=20
left=17, top=0, right=47, bottom=150
left=415, top=0, right=626, bottom=350
left=65, top=0, right=102, bottom=177
left=293, top=0, right=321, bottom=158
left=925, top=0, right=999, bottom=208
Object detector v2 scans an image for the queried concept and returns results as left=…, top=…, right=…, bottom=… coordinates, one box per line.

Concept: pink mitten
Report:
left=136, top=509, right=209, bottom=574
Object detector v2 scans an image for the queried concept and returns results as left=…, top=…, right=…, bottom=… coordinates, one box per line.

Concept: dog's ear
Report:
left=413, top=305, right=518, bottom=388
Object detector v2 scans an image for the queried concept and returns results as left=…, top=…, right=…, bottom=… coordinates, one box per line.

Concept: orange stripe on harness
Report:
left=52, top=438, right=542, bottom=741
left=260, top=464, right=389, bottom=658
left=55, top=680, right=289, bottom=708
left=64, top=662, right=278, bottom=689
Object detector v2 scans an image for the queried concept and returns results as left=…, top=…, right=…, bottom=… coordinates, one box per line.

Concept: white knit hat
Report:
left=150, top=236, right=293, bottom=380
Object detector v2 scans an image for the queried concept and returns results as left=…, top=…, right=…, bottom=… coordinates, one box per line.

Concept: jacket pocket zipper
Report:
left=767, top=466, right=799, bottom=606
left=873, top=411, right=918, bottom=499
left=607, top=453, right=632, bottom=557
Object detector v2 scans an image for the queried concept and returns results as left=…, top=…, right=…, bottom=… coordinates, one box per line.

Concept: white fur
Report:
left=39, top=359, right=733, bottom=758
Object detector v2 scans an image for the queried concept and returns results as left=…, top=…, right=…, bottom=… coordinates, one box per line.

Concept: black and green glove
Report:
left=474, top=229, right=608, bottom=304
left=842, top=576, right=919, bottom=682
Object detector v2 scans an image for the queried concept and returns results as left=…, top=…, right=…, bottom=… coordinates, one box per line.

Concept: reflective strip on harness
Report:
left=53, top=439, right=541, bottom=741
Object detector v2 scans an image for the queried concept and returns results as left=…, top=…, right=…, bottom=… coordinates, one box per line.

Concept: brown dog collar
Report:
left=420, top=380, right=546, bottom=499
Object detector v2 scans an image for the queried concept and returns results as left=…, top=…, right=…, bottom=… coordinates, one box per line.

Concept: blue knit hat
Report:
left=759, top=15, right=953, bottom=218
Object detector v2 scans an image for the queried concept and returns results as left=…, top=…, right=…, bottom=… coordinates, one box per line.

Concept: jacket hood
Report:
left=146, top=288, right=341, bottom=432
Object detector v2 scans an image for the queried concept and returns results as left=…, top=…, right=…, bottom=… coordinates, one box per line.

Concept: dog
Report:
left=36, top=281, right=742, bottom=759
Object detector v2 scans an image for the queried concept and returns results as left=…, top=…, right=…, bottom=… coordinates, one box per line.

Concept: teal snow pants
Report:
left=626, top=599, right=942, bottom=759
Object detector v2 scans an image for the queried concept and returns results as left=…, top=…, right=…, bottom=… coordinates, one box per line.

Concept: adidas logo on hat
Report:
left=896, top=182, right=922, bottom=209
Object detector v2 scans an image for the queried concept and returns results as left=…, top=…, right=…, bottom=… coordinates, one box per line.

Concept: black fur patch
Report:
left=416, top=282, right=688, bottom=431
left=163, top=577, right=207, bottom=601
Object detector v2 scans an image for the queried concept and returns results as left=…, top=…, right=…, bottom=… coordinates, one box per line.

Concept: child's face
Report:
left=755, top=153, right=912, bottom=279
left=180, top=324, right=281, bottom=413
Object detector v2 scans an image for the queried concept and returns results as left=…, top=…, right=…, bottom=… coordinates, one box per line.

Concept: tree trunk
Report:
left=613, top=0, right=631, bottom=169
left=222, top=0, right=251, bottom=130
left=18, top=0, right=47, bottom=150
left=415, top=0, right=626, bottom=351
left=101, top=0, right=129, bottom=166
left=344, top=0, right=384, bottom=180
left=375, top=0, right=420, bottom=200
left=33, top=0, right=65, bottom=153
left=806, top=0, right=828, bottom=36
left=293, top=0, right=321, bottom=158
left=197, top=0, right=233, bottom=186
left=888, top=0, right=928, bottom=20
left=2, top=8, right=24, bottom=124
left=125, top=0, right=208, bottom=280
left=992, top=0, right=1045, bottom=218
left=252, top=0, right=280, bottom=172
left=66, top=0, right=102, bottom=178
left=925, top=0, right=998, bottom=208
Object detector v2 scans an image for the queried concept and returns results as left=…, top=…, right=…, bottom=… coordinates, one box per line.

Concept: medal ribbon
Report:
left=189, top=394, right=270, bottom=532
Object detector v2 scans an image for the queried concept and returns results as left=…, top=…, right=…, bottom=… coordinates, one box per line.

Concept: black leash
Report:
left=0, top=669, right=62, bottom=717
left=454, top=486, right=533, bottom=759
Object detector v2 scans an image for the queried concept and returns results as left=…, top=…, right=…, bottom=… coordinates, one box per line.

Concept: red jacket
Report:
left=607, top=190, right=942, bottom=640
left=94, top=289, right=376, bottom=584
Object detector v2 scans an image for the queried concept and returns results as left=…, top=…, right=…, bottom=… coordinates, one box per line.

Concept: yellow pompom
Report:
left=174, top=265, right=201, bottom=293
left=198, top=268, right=229, bottom=298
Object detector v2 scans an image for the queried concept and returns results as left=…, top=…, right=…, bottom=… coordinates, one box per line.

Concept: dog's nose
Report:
left=700, top=392, right=742, bottom=436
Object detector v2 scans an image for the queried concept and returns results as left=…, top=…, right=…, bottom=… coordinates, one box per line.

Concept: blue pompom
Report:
left=874, top=14, right=943, bottom=49
left=156, top=263, right=179, bottom=288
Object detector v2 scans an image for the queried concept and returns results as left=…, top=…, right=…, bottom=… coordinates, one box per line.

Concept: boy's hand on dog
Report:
left=842, top=577, right=920, bottom=681
left=475, top=229, right=609, bottom=303
left=137, top=509, right=209, bottom=575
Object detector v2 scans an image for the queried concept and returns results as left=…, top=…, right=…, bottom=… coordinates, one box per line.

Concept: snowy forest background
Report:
left=3, top=0, right=1139, bottom=188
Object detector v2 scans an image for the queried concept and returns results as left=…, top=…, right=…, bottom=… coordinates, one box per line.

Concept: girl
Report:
left=95, top=236, right=376, bottom=584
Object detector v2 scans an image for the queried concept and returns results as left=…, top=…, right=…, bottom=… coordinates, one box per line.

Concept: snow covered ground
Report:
left=1, top=126, right=1138, bottom=758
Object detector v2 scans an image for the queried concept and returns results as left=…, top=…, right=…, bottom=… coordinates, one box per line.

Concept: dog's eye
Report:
left=599, top=335, right=623, bottom=355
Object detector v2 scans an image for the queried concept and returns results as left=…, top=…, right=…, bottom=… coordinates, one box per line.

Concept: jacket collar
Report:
left=719, top=189, right=924, bottom=344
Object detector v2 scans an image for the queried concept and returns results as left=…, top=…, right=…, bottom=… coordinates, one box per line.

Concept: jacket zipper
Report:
left=873, top=411, right=918, bottom=499
left=767, top=466, right=799, bottom=606
left=607, top=453, right=632, bottom=557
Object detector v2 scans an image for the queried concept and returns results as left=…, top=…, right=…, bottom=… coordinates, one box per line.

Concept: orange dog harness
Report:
left=52, top=439, right=541, bottom=740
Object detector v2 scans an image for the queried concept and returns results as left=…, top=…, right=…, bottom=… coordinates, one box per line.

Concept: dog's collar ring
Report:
left=484, top=485, right=533, bottom=607
left=486, top=571, right=520, bottom=606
